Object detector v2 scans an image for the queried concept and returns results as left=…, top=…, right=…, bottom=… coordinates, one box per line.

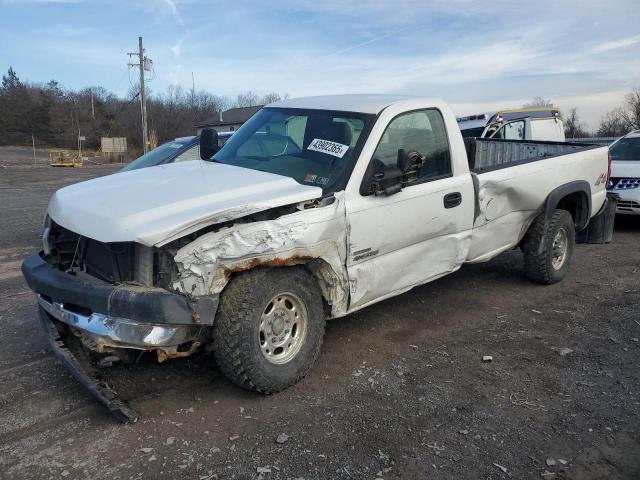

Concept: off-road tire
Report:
left=523, top=209, right=575, bottom=284
left=212, top=267, right=325, bottom=393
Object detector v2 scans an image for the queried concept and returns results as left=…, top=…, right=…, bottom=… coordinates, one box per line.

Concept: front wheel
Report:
left=523, top=209, right=575, bottom=284
left=212, top=267, right=326, bottom=393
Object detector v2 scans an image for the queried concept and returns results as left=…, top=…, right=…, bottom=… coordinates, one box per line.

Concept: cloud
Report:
left=163, top=0, right=184, bottom=26
left=320, top=26, right=415, bottom=59
left=170, top=36, right=186, bottom=58
left=591, top=34, right=640, bottom=53
left=183, top=37, right=540, bottom=104
left=2, top=0, right=639, bottom=131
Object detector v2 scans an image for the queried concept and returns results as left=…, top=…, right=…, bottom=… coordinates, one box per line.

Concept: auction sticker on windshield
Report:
left=307, top=138, right=349, bottom=158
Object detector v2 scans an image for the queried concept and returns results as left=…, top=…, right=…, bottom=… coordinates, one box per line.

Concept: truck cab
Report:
left=459, top=108, right=565, bottom=141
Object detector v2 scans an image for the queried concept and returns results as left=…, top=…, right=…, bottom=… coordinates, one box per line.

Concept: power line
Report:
left=104, top=90, right=140, bottom=140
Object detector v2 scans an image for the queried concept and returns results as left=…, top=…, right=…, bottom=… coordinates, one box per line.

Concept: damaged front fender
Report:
left=172, top=193, right=351, bottom=317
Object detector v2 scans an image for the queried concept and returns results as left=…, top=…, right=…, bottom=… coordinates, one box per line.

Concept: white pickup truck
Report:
left=23, top=95, right=613, bottom=421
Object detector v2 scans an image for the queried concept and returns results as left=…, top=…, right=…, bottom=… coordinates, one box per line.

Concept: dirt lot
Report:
left=0, top=165, right=638, bottom=480
left=0, top=145, right=126, bottom=168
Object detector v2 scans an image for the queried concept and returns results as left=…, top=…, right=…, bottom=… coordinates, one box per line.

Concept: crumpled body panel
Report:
left=173, top=193, right=351, bottom=317
left=467, top=148, right=607, bottom=262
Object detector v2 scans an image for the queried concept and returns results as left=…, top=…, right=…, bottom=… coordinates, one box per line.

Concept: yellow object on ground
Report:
left=48, top=150, right=83, bottom=167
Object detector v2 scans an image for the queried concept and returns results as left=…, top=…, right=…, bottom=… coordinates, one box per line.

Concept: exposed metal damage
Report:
left=172, top=193, right=351, bottom=317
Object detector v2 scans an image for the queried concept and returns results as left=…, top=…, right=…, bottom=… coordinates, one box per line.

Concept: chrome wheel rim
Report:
left=551, top=228, right=568, bottom=270
left=259, top=292, right=307, bottom=365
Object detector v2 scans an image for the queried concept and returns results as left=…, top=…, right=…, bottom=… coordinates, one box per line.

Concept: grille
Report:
left=609, top=178, right=640, bottom=190
left=617, top=200, right=640, bottom=212
left=49, top=222, right=135, bottom=283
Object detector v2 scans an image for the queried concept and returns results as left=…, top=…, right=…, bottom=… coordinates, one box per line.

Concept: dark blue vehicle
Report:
left=120, top=131, right=233, bottom=172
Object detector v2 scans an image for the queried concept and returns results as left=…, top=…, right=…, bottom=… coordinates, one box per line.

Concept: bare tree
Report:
left=597, top=108, right=629, bottom=137
left=193, top=91, right=229, bottom=115
left=597, top=87, right=640, bottom=137
left=619, top=87, right=640, bottom=131
left=564, top=108, right=590, bottom=139
left=233, top=91, right=260, bottom=108
left=259, top=92, right=290, bottom=105
left=523, top=96, right=554, bottom=108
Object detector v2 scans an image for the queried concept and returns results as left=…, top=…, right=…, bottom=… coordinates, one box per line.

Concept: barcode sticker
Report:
left=307, top=138, right=349, bottom=158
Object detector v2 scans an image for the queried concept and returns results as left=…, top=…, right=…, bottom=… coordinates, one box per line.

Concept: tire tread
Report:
left=523, top=209, right=575, bottom=285
left=212, top=268, right=325, bottom=394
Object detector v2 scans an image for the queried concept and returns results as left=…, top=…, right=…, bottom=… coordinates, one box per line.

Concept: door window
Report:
left=494, top=120, right=525, bottom=140
left=174, top=144, right=200, bottom=162
left=368, top=109, right=452, bottom=188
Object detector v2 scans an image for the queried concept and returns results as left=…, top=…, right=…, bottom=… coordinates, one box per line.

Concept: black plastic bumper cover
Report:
left=22, top=253, right=218, bottom=325
left=39, top=307, right=138, bottom=423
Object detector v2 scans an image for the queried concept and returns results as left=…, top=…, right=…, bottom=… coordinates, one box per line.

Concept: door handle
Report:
left=443, top=192, right=462, bottom=209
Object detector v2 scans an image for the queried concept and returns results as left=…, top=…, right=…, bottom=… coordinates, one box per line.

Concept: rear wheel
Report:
left=212, top=267, right=325, bottom=393
left=523, top=209, right=575, bottom=284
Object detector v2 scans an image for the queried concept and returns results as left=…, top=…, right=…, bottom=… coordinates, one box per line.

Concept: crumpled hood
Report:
left=611, top=160, right=640, bottom=179
left=48, top=161, right=322, bottom=246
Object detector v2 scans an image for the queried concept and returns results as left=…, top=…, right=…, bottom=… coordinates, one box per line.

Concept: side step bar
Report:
left=39, top=307, right=139, bottom=423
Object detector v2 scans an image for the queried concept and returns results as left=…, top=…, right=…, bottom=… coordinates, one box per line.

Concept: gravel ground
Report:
left=0, top=164, right=638, bottom=480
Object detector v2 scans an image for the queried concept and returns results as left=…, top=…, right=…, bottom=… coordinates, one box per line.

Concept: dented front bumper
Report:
left=37, top=294, right=201, bottom=350
left=22, top=253, right=219, bottom=329
left=38, top=306, right=139, bottom=423
left=22, top=252, right=219, bottom=422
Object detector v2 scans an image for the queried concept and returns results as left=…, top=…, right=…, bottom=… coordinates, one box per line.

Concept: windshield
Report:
left=610, top=137, right=640, bottom=161
left=212, top=108, right=373, bottom=192
left=120, top=139, right=194, bottom=172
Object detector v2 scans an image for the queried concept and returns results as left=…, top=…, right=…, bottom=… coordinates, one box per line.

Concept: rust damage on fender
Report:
left=223, top=254, right=315, bottom=279
left=172, top=193, right=351, bottom=317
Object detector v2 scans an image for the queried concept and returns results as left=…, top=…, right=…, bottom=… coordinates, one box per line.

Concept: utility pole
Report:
left=128, top=37, right=151, bottom=153
left=191, top=71, right=195, bottom=108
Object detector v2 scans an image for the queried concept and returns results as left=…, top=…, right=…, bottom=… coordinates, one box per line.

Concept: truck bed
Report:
left=464, top=138, right=602, bottom=173
left=464, top=138, right=608, bottom=263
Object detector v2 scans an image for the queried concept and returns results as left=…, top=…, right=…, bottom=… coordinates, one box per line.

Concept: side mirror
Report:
left=200, top=128, right=219, bottom=159
left=397, top=149, right=424, bottom=174
left=359, top=158, right=404, bottom=197
left=360, top=158, right=385, bottom=196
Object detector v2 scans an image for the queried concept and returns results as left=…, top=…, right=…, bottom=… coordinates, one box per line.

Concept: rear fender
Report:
left=544, top=181, right=591, bottom=230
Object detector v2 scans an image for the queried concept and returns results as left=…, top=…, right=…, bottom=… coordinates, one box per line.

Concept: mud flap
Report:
left=38, top=307, right=139, bottom=423
left=576, top=193, right=619, bottom=244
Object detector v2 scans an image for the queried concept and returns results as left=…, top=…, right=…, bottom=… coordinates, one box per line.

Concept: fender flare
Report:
left=544, top=180, right=591, bottom=230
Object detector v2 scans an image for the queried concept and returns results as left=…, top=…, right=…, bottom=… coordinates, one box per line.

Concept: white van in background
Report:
left=458, top=108, right=565, bottom=141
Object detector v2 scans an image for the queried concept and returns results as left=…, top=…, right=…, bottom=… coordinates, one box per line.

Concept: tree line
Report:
left=1, top=66, right=639, bottom=151
left=0, top=67, right=287, bottom=152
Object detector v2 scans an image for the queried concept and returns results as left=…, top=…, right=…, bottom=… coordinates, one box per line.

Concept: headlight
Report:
left=42, top=215, right=53, bottom=255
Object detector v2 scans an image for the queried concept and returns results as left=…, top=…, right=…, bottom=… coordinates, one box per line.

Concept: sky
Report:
left=1, top=0, right=639, bottom=129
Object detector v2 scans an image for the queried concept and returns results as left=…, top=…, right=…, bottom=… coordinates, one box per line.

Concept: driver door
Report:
left=345, top=109, right=474, bottom=310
